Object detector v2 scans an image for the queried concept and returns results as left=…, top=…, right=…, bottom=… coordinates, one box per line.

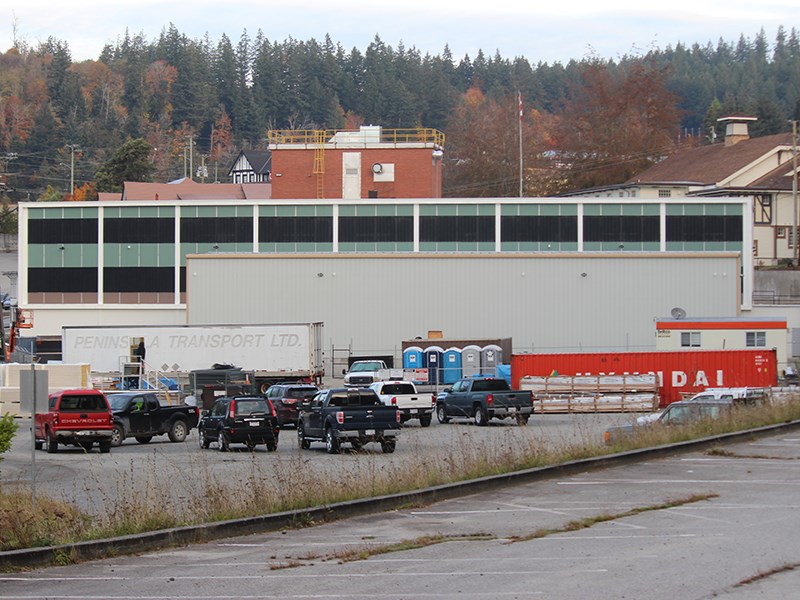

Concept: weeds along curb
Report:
left=3, top=419, right=800, bottom=571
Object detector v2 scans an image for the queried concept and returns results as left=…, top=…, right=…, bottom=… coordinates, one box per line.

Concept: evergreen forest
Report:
left=1, top=24, right=799, bottom=202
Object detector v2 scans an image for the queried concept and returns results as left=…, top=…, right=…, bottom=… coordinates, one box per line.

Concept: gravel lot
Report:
left=1, top=410, right=633, bottom=515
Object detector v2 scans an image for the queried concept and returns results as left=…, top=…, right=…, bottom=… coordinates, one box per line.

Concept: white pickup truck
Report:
left=369, top=380, right=434, bottom=427
left=343, top=360, right=388, bottom=386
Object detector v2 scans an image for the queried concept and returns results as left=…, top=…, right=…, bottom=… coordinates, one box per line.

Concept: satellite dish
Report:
left=371, top=162, right=384, bottom=174
left=671, top=307, right=687, bottom=320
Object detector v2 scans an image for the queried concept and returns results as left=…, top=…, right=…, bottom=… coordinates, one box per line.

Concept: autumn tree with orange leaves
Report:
left=443, top=87, right=560, bottom=197
left=552, top=59, right=682, bottom=192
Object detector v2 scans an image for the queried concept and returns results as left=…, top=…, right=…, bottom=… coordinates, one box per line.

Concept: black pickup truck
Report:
left=297, top=387, right=401, bottom=453
left=107, top=391, right=199, bottom=446
left=436, top=377, right=534, bottom=426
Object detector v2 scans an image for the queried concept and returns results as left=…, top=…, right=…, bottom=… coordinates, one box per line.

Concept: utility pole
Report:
left=66, top=144, right=79, bottom=198
left=188, top=135, right=195, bottom=182
left=792, top=120, right=798, bottom=266
left=518, top=90, right=523, bottom=198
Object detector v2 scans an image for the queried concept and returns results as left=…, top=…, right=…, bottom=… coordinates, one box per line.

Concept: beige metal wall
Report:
left=186, top=253, right=741, bottom=363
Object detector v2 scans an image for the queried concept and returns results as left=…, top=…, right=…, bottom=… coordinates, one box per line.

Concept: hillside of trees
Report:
left=0, top=25, right=799, bottom=202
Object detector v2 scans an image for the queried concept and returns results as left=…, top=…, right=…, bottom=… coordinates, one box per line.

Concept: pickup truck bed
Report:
left=369, top=381, right=434, bottom=427
left=107, top=391, right=199, bottom=447
left=34, top=389, right=114, bottom=453
left=298, top=388, right=401, bottom=453
left=437, top=378, right=534, bottom=426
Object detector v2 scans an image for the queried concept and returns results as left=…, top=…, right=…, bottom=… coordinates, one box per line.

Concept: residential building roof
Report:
left=625, top=132, right=794, bottom=187
left=116, top=178, right=271, bottom=201
left=228, top=150, right=272, bottom=177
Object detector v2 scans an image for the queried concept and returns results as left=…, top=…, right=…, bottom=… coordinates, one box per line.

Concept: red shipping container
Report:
left=511, top=349, right=777, bottom=406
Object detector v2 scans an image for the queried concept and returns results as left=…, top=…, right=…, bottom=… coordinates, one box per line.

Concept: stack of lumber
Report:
left=520, top=374, right=659, bottom=413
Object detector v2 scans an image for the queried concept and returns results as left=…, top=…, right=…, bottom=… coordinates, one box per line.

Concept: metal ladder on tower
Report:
left=312, top=130, right=325, bottom=199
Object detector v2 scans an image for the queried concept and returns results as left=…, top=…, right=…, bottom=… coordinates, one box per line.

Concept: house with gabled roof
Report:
left=228, top=150, right=272, bottom=184
left=566, top=115, right=799, bottom=267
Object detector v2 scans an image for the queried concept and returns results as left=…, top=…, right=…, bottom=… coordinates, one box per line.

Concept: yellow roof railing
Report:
left=267, top=127, right=445, bottom=148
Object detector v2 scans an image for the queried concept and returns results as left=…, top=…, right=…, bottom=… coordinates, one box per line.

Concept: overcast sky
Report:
left=4, top=1, right=799, bottom=65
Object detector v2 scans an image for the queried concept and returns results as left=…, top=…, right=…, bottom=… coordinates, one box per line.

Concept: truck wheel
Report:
left=325, top=427, right=340, bottom=454
left=516, top=414, right=529, bottom=426
left=34, top=440, right=43, bottom=450
left=266, top=440, right=277, bottom=452
left=297, top=423, right=310, bottom=449
left=135, top=436, right=153, bottom=444
left=99, top=440, right=111, bottom=453
left=111, top=424, right=124, bottom=447
left=473, top=404, right=488, bottom=427
left=381, top=439, right=396, bottom=453
left=168, top=420, right=188, bottom=443
left=419, top=414, right=432, bottom=428
left=436, top=404, right=449, bottom=424
left=198, top=429, right=211, bottom=449
left=46, top=433, right=58, bottom=454
left=218, top=431, right=229, bottom=452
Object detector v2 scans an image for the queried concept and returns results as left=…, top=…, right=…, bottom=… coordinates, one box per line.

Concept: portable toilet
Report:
left=403, top=346, right=424, bottom=383
left=461, top=345, right=481, bottom=378
left=403, top=346, right=423, bottom=369
left=481, top=344, right=503, bottom=376
left=423, top=346, right=444, bottom=384
left=442, top=347, right=463, bottom=384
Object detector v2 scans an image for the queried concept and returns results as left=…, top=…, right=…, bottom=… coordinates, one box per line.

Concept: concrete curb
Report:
left=3, top=419, right=800, bottom=571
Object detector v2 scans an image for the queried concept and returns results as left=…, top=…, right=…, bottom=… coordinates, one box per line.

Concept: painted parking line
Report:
left=2, top=568, right=607, bottom=582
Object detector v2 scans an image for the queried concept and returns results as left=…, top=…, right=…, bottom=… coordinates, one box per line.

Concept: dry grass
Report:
left=0, top=491, right=91, bottom=551
left=2, top=397, right=800, bottom=552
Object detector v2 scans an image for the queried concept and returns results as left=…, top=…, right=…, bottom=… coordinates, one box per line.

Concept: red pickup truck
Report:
left=34, top=389, right=114, bottom=453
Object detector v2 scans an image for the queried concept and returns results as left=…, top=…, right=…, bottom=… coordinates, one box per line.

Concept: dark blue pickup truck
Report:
left=297, top=387, right=401, bottom=453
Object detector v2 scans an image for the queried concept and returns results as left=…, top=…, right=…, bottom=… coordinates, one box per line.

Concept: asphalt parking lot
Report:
left=2, top=411, right=631, bottom=514
left=2, top=426, right=800, bottom=598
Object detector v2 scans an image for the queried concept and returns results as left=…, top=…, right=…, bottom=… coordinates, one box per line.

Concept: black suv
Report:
left=198, top=396, right=279, bottom=451
left=265, top=384, right=319, bottom=427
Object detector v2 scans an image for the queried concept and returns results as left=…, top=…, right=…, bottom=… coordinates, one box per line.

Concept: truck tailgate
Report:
left=490, top=391, right=532, bottom=408
left=395, top=394, right=432, bottom=410
left=58, top=412, right=111, bottom=428
left=341, top=407, right=398, bottom=430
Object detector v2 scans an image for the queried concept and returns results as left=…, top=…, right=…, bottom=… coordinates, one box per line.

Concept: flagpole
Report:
left=518, top=90, right=523, bottom=197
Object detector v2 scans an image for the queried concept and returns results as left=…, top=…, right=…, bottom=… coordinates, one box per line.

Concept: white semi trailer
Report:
left=62, top=322, right=325, bottom=391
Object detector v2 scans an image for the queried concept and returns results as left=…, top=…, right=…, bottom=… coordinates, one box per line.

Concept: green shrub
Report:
left=0, top=414, right=18, bottom=458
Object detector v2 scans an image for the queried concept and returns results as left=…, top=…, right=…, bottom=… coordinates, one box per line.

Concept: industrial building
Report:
left=15, top=193, right=768, bottom=371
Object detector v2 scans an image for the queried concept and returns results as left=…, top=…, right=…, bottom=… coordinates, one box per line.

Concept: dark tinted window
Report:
left=379, top=383, right=416, bottom=395
left=286, top=387, right=318, bottom=399
left=471, top=379, right=511, bottom=392
left=328, top=391, right=380, bottom=407
left=233, top=398, right=269, bottom=415
left=29, top=267, right=98, bottom=293
left=501, top=215, right=578, bottom=242
left=58, top=394, right=108, bottom=411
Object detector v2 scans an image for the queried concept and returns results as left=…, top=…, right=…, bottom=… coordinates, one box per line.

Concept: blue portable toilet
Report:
left=461, top=345, right=481, bottom=378
left=423, top=346, right=444, bottom=384
left=481, top=344, right=503, bottom=376
left=403, top=346, right=424, bottom=383
left=403, top=346, right=423, bottom=369
left=442, top=347, right=463, bottom=384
